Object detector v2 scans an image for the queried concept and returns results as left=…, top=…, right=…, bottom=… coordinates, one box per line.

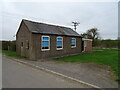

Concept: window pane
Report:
left=41, top=36, right=50, bottom=50
left=57, top=46, right=62, bottom=48
left=71, top=44, right=75, bottom=46
left=57, top=41, right=62, bottom=46
left=21, top=42, right=23, bottom=47
left=56, top=37, right=63, bottom=49
left=42, top=41, right=49, bottom=47
left=84, top=41, right=86, bottom=47
left=42, top=37, right=49, bottom=40
left=57, top=37, right=62, bottom=41
left=71, top=42, right=75, bottom=45
left=42, top=47, right=49, bottom=49
left=71, top=38, right=76, bottom=47
left=72, top=39, right=75, bottom=42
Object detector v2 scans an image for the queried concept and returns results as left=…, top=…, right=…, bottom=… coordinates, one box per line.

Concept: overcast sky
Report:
left=1, top=1, right=118, bottom=40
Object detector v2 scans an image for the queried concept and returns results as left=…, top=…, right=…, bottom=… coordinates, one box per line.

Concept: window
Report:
left=84, top=41, right=87, bottom=47
left=71, top=38, right=76, bottom=48
left=56, top=37, right=63, bottom=50
left=21, top=42, right=23, bottom=47
left=41, top=36, right=50, bottom=51
left=26, top=40, right=29, bottom=49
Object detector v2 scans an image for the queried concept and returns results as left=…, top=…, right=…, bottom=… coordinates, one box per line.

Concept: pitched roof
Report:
left=22, top=19, right=81, bottom=37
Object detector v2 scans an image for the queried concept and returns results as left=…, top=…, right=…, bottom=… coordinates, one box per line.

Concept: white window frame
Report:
left=41, top=35, right=50, bottom=51
left=84, top=40, right=87, bottom=47
left=71, top=38, right=76, bottom=48
left=56, top=36, right=63, bottom=50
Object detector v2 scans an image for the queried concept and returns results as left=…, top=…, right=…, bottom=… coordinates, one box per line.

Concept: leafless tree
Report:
left=81, top=28, right=100, bottom=46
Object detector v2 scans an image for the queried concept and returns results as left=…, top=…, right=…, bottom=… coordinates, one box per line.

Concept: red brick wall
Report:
left=84, top=40, right=92, bottom=52
left=33, top=34, right=82, bottom=59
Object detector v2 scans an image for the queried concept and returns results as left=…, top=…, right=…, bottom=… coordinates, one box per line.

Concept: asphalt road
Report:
left=2, top=55, right=90, bottom=88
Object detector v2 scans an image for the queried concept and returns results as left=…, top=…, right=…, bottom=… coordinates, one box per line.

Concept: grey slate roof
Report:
left=23, top=19, right=81, bottom=37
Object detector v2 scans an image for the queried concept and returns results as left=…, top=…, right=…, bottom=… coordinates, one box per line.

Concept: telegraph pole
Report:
left=72, top=21, right=80, bottom=31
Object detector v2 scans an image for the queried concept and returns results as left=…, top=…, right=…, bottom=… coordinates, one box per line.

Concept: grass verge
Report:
left=0, top=50, right=27, bottom=59
left=55, top=48, right=119, bottom=84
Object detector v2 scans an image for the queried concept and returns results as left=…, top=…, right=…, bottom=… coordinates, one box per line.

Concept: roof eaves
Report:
left=31, top=32, right=82, bottom=37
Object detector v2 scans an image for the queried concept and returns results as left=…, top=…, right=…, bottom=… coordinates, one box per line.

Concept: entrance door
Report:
left=21, top=42, right=24, bottom=56
left=81, top=41, right=84, bottom=52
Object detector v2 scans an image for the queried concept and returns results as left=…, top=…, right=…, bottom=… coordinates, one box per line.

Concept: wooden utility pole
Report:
left=72, top=21, right=80, bottom=31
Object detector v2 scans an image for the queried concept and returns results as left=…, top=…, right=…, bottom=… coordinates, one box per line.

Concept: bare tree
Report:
left=87, top=28, right=99, bottom=40
left=81, top=28, right=100, bottom=46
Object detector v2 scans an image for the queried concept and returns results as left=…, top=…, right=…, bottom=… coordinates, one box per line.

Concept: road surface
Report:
left=2, top=55, right=90, bottom=88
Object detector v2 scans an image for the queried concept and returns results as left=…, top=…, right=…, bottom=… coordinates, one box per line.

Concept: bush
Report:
left=94, top=39, right=119, bottom=49
left=1, top=41, right=16, bottom=51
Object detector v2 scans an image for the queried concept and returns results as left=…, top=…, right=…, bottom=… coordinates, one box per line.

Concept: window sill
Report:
left=41, top=49, right=50, bottom=51
left=71, top=46, right=76, bottom=48
left=56, top=48, right=63, bottom=50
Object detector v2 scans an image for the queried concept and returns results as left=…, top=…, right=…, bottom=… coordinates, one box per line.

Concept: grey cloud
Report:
left=2, top=2, right=118, bottom=40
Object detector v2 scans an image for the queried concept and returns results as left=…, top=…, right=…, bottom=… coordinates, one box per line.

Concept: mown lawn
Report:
left=0, top=50, right=26, bottom=59
left=55, top=48, right=119, bottom=83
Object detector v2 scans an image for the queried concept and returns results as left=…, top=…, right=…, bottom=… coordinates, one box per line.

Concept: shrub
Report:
left=94, top=39, right=119, bottom=49
left=1, top=40, right=16, bottom=51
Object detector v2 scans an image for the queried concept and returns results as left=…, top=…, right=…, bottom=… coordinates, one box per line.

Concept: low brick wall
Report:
left=83, top=39, right=92, bottom=52
left=84, top=40, right=92, bottom=52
